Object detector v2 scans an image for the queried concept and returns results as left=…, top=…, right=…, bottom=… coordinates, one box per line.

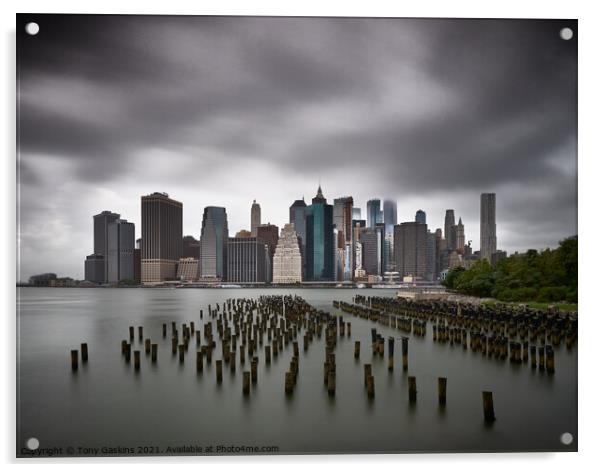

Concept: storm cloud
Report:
left=16, top=15, right=577, bottom=280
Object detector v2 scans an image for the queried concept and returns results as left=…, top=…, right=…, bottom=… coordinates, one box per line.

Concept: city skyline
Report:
left=17, top=16, right=577, bottom=281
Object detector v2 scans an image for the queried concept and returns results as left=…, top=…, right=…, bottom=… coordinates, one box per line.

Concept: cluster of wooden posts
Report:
left=338, top=295, right=577, bottom=376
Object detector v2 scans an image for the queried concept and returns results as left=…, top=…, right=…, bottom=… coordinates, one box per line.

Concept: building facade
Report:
left=93, top=210, right=120, bottom=282
left=250, top=200, right=261, bottom=237
left=480, top=193, right=497, bottom=261
left=141, top=192, right=183, bottom=283
left=84, top=254, right=104, bottom=283
left=272, top=223, right=302, bottom=284
left=200, top=206, right=229, bottom=280
left=107, top=219, right=135, bottom=283
left=305, top=185, right=334, bottom=281
left=176, top=257, right=199, bottom=281
left=394, top=222, right=427, bottom=279
left=415, top=209, right=426, bottom=225
left=227, top=237, right=269, bottom=283
left=367, top=199, right=381, bottom=229
left=444, top=209, right=456, bottom=250
left=182, top=235, right=200, bottom=259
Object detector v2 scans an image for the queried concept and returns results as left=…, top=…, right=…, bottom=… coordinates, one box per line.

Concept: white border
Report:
left=3, top=0, right=600, bottom=469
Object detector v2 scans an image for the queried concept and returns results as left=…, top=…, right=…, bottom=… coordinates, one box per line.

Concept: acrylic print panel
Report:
left=16, top=14, right=578, bottom=457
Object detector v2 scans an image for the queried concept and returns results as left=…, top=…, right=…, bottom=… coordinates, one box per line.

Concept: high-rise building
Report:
left=394, top=222, right=427, bottom=279
left=176, top=257, right=199, bottom=281
left=134, top=239, right=141, bottom=283
left=227, top=237, right=269, bottom=283
left=426, top=230, right=437, bottom=281
left=415, top=209, right=426, bottom=225
left=182, top=235, right=200, bottom=258
left=272, top=223, right=303, bottom=284
left=352, top=219, right=366, bottom=278
left=250, top=200, right=261, bottom=237
left=383, top=200, right=397, bottom=235
left=257, top=223, right=279, bottom=282
left=352, top=207, right=362, bottom=220
left=333, top=196, right=354, bottom=243
left=360, top=226, right=384, bottom=276
left=480, top=193, right=497, bottom=261
left=456, top=218, right=466, bottom=251
left=93, top=210, right=120, bottom=282
left=200, top=206, right=229, bottom=280
left=367, top=199, right=381, bottom=229
left=305, top=185, right=334, bottom=281
left=141, top=192, right=183, bottom=283
left=84, top=254, right=104, bottom=283
left=107, top=219, right=135, bottom=283
left=444, top=209, right=455, bottom=250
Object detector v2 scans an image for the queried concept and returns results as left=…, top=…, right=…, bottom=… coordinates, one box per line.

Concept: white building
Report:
left=272, top=223, right=302, bottom=284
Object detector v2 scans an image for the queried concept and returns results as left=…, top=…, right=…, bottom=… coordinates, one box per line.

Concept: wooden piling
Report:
left=70, top=350, right=78, bottom=371
left=178, top=344, right=185, bottom=363
left=438, top=377, right=447, bottom=406
left=545, top=345, right=555, bottom=374
left=144, top=338, right=151, bottom=354
left=243, top=371, right=251, bottom=396
left=364, top=364, right=372, bottom=387
left=285, top=371, right=294, bottom=395
left=151, top=343, right=157, bottom=363
left=388, top=337, right=394, bottom=372
left=327, top=371, right=336, bottom=396
left=366, top=375, right=375, bottom=399
left=162, top=323, right=167, bottom=338
left=408, top=376, right=417, bottom=403
left=216, top=360, right=223, bottom=383
left=129, top=326, right=134, bottom=340
left=196, top=351, right=203, bottom=373
left=134, top=350, right=141, bottom=371
left=80, top=343, right=88, bottom=362
left=402, top=337, right=409, bottom=371
left=251, top=358, right=258, bottom=383
left=265, top=345, right=271, bottom=364
left=354, top=341, right=360, bottom=359
left=482, top=391, right=496, bottom=422
left=138, top=326, right=143, bottom=341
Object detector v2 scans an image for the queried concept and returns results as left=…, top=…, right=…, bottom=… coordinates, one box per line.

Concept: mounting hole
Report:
left=26, top=437, right=40, bottom=450
left=560, top=432, right=573, bottom=445
left=25, top=22, right=39, bottom=36
left=560, top=27, right=573, bottom=41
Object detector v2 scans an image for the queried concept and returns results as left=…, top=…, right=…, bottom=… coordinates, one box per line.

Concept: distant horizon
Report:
left=17, top=16, right=577, bottom=281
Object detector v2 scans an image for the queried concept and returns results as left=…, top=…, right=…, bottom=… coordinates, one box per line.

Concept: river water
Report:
left=16, top=287, right=577, bottom=456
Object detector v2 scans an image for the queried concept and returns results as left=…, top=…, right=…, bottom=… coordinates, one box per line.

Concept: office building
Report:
left=251, top=200, right=261, bottom=237
left=107, top=218, right=135, bottom=283
left=456, top=218, right=466, bottom=251
left=227, top=237, right=269, bottom=283
left=383, top=200, right=397, bottom=235
left=141, top=192, right=183, bottom=283
left=177, top=257, right=199, bottom=281
left=415, top=209, right=426, bottom=225
left=444, top=209, right=455, bottom=250
left=182, top=235, right=200, bottom=259
left=352, top=207, right=362, bottom=220
left=93, top=210, right=120, bottom=282
left=272, top=223, right=303, bottom=284
left=394, top=222, right=427, bottom=279
left=480, top=193, right=497, bottom=261
left=200, top=206, right=229, bottom=280
left=367, top=199, right=381, bottom=229
left=84, top=254, right=104, bottom=283
left=305, top=185, right=334, bottom=281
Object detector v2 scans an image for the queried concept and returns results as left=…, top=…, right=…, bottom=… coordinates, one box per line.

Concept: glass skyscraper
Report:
left=305, top=186, right=334, bottom=281
left=200, top=206, right=229, bottom=280
left=367, top=199, right=381, bottom=229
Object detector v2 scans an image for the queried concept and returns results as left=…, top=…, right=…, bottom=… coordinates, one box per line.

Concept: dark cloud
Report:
left=16, top=15, right=577, bottom=280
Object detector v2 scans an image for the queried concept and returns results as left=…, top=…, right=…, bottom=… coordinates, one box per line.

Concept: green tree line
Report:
left=442, top=236, right=577, bottom=303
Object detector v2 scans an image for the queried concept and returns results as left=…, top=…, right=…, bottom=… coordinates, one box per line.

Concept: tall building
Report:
left=334, top=196, right=354, bottom=280
left=273, top=223, right=303, bottom=284
left=480, top=193, right=497, bottom=261
left=134, top=239, right=141, bottom=283
left=250, top=200, right=261, bottom=237
left=305, top=185, right=334, bottom=281
left=141, top=193, right=183, bottom=283
left=107, top=219, right=135, bottom=283
left=200, top=206, right=229, bottom=280
left=176, top=257, right=199, bottom=281
left=426, top=230, right=437, bottom=281
left=394, top=222, right=427, bottom=279
left=333, top=196, right=354, bottom=243
left=352, top=219, right=366, bottom=278
left=227, top=237, right=269, bottom=283
left=352, top=207, right=362, bottom=220
left=444, top=209, right=455, bottom=250
left=415, top=209, right=426, bottom=225
left=84, top=254, right=104, bottom=283
left=367, top=199, right=381, bottom=229
left=456, top=217, right=466, bottom=251
left=93, top=210, right=120, bottom=282
left=257, top=223, right=279, bottom=282
left=182, top=235, right=200, bottom=258
left=383, top=200, right=397, bottom=235
left=360, top=226, right=384, bottom=276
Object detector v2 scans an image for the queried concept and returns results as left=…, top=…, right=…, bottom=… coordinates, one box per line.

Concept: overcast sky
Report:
left=17, top=15, right=577, bottom=281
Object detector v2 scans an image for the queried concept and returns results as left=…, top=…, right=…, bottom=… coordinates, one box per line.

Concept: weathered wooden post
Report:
left=538, top=346, right=545, bottom=371
left=251, top=358, right=258, bottom=383
left=144, top=338, right=151, bottom=355
left=134, top=350, right=141, bottom=371
left=354, top=341, right=360, bottom=359
left=366, top=375, right=375, bottom=399
left=151, top=343, right=158, bottom=363
left=124, top=343, right=131, bottom=363
left=196, top=351, right=203, bottom=373
left=545, top=345, right=555, bottom=374
left=216, top=360, right=223, bottom=383
left=178, top=344, right=185, bottom=363
left=482, top=391, right=496, bottom=422
left=346, top=322, right=351, bottom=337
left=243, top=371, right=251, bottom=396
left=402, top=337, right=409, bottom=371
left=408, top=376, right=417, bottom=403
left=364, top=364, right=372, bottom=387
left=327, top=371, right=336, bottom=396
left=388, top=337, right=394, bottom=372
left=230, top=351, right=236, bottom=373
left=438, top=377, right=447, bottom=406
left=138, top=326, right=143, bottom=341
left=530, top=345, right=537, bottom=369
left=162, top=323, right=167, bottom=338
left=129, top=326, right=134, bottom=341
left=265, top=345, right=271, bottom=364
left=70, top=350, right=78, bottom=371
left=80, top=343, right=88, bottom=363
left=285, top=371, right=294, bottom=395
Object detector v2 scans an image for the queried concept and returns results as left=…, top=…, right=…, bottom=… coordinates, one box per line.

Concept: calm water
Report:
left=17, top=287, right=577, bottom=456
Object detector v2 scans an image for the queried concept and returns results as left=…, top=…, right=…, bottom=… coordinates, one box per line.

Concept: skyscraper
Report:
left=182, top=235, right=200, bottom=258
left=480, top=193, right=497, bottom=261
left=272, top=223, right=302, bottom=284
left=200, top=206, right=229, bottom=280
left=93, top=210, right=120, bottom=282
left=352, top=207, right=362, bottom=220
left=415, top=209, right=426, bottom=225
left=107, top=219, right=135, bottom=283
left=367, top=199, right=381, bottom=229
left=360, top=226, right=384, bottom=276
left=141, top=192, right=183, bottom=283
left=426, top=230, right=437, bottom=281
left=250, top=200, right=261, bottom=237
left=456, top=217, right=466, bottom=251
left=383, top=200, right=397, bottom=235
left=305, top=185, right=334, bottom=281
left=257, top=223, right=279, bottom=282
left=444, top=209, right=456, bottom=250
left=394, top=222, right=427, bottom=279
left=227, top=237, right=269, bottom=283
left=84, top=254, right=104, bottom=283
left=333, top=196, right=354, bottom=243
